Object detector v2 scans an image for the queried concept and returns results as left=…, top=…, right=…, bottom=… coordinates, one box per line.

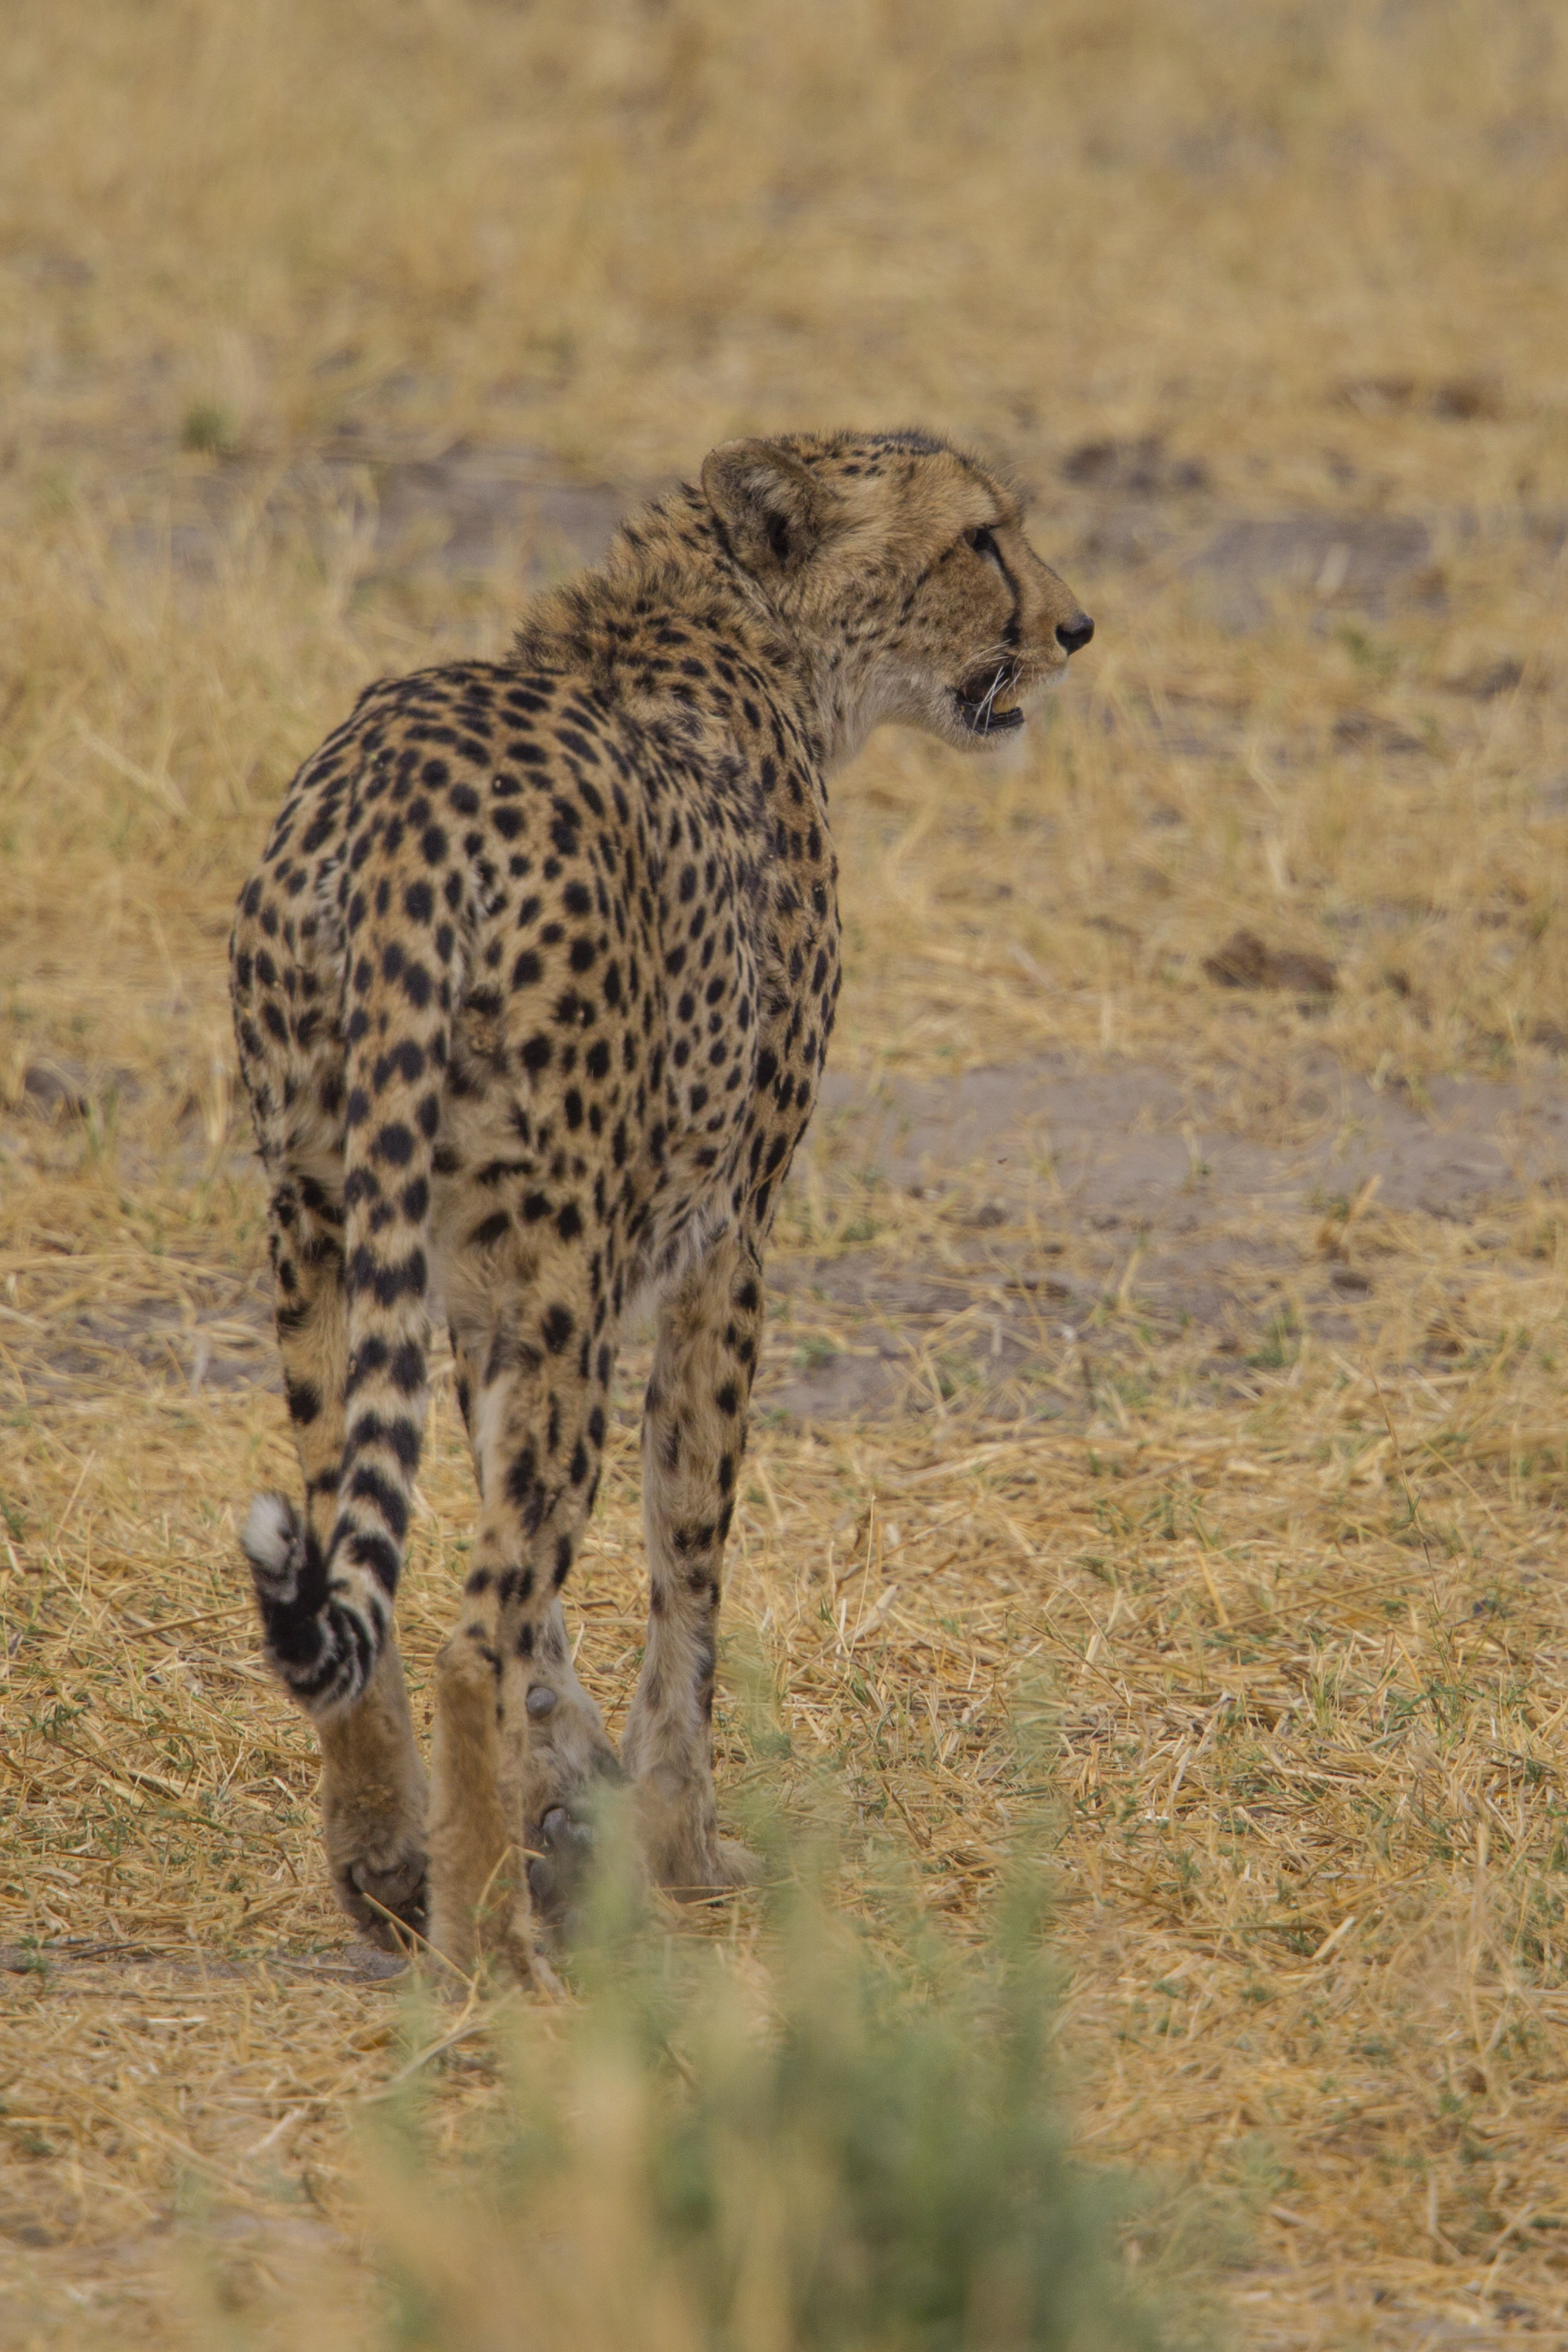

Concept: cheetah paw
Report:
left=332, top=1840, right=428, bottom=1951
left=666, top=1834, right=758, bottom=1899
left=523, top=1803, right=600, bottom=1940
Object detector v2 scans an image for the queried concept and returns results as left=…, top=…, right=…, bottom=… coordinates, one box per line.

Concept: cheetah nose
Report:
left=1056, top=614, right=1094, bottom=655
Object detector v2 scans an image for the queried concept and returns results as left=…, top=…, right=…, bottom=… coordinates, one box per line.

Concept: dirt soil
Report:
left=770, top=1050, right=1568, bottom=1424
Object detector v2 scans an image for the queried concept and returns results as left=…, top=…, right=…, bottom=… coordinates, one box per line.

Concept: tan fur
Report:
left=231, top=429, right=1090, bottom=1966
left=318, top=1636, right=429, bottom=1936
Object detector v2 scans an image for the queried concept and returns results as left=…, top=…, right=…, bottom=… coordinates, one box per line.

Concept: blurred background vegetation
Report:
left=5, top=1, right=1564, bottom=475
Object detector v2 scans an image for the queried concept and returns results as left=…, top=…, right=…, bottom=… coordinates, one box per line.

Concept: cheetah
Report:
left=231, top=428, right=1094, bottom=1976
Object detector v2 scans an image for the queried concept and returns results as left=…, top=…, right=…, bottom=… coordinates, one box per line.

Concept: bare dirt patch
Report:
left=104, top=441, right=641, bottom=587
left=762, top=1050, right=1568, bottom=1424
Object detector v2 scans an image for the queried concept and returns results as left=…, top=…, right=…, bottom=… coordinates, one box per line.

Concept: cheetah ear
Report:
left=701, top=441, right=838, bottom=577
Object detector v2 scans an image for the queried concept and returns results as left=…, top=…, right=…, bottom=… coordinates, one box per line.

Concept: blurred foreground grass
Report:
left=192, top=1804, right=1189, bottom=2352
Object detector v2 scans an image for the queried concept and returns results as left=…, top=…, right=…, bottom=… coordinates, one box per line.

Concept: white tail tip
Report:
left=242, top=1490, right=299, bottom=1578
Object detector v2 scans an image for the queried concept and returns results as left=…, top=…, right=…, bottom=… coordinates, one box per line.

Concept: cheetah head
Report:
left=701, top=429, right=1094, bottom=763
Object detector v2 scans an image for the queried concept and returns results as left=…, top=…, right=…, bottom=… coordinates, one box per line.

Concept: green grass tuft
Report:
left=341, top=1812, right=1185, bottom=2352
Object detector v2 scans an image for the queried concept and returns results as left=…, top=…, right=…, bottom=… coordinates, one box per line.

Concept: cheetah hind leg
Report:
left=621, top=1233, right=764, bottom=1900
left=426, top=1596, right=621, bottom=1976
left=318, top=1635, right=430, bottom=1949
left=510, top=1601, right=624, bottom=1937
left=243, top=1493, right=430, bottom=1951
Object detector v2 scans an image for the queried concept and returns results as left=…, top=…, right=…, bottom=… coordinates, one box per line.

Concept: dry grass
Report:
left=6, top=2, right=1568, bottom=2344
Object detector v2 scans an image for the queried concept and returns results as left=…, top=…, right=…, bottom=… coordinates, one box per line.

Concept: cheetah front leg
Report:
left=265, top=1177, right=429, bottom=1947
left=621, top=1230, right=764, bottom=1894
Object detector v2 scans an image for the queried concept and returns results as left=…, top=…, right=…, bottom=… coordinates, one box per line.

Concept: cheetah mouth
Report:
left=952, top=663, right=1025, bottom=736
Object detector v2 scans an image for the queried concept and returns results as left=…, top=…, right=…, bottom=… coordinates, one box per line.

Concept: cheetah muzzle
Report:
left=230, top=427, right=1093, bottom=1978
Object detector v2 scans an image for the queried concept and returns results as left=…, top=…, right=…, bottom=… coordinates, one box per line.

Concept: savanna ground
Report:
left=5, top=3, right=1568, bottom=2343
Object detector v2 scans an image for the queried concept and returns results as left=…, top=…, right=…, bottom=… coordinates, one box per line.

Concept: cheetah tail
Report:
left=244, top=893, right=456, bottom=1717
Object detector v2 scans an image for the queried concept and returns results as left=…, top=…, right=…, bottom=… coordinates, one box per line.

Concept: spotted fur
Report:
left=231, top=427, right=1092, bottom=1972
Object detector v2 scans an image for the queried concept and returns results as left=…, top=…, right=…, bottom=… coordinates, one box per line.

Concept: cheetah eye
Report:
left=965, top=526, right=1002, bottom=567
